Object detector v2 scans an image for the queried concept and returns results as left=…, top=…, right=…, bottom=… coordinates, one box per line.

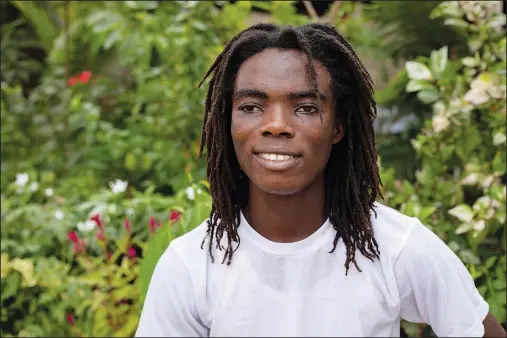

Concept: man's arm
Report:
left=136, top=244, right=208, bottom=337
left=483, top=312, right=506, bottom=337
left=395, top=219, right=495, bottom=337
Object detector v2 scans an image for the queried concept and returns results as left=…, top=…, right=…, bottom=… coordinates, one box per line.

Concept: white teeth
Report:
left=258, top=153, right=295, bottom=161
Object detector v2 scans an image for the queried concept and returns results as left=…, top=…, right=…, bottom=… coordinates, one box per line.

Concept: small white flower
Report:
left=45, top=188, right=54, bottom=197
left=54, top=209, right=64, bottom=220
left=126, top=207, right=135, bottom=216
left=432, top=115, right=450, bottom=133
left=185, top=186, right=195, bottom=201
left=464, top=88, right=489, bottom=105
left=196, top=188, right=203, bottom=195
left=109, top=179, right=128, bottom=194
left=15, top=173, right=29, bottom=187
left=77, top=220, right=96, bottom=233
left=29, top=182, right=39, bottom=192
left=472, top=220, right=486, bottom=232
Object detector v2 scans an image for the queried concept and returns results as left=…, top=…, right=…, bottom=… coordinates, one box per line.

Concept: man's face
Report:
left=231, top=48, right=343, bottom=195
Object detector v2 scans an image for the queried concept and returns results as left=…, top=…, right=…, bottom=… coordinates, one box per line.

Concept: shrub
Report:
left=379, top=1, right=506, bottom=335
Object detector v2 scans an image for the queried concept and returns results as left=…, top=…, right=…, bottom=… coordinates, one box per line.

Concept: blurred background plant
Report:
left=1, top=1, right=505, bottom=337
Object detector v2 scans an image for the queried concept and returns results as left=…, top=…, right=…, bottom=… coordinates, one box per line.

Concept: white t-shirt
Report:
left=135, top=202, right=489, bottom=337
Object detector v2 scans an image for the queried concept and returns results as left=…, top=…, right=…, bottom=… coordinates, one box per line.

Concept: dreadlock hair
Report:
left=197, top=22, right=382, bottom=275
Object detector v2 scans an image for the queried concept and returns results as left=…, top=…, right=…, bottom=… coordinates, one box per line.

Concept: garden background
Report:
left=1, top=1, right=506, bottom=337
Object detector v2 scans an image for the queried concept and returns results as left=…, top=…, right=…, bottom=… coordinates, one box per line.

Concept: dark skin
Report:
left=230, top=48, right=505, bottom=337
left=231, top=48, right=343, bottom=243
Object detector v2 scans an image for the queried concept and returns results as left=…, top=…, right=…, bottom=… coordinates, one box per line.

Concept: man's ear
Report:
left=333, top=122, right=344, bottom=144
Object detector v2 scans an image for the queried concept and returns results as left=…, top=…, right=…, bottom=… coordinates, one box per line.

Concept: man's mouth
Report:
left=257, top=153, right=298, bottom=162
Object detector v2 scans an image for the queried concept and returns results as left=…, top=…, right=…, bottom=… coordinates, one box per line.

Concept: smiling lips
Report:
left=253, top=151, right=302, bottom=171
left=257, top=153, right=296, bottom=161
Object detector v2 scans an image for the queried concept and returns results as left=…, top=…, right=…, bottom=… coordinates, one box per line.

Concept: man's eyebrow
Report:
left=233, top=89, right=327, bottom=101
left=288, top=90, right=328, bottom=101
left=233, top=89, right=268, bottom=100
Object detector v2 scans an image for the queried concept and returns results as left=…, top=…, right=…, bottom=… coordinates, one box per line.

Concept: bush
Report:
left=1, top=1, right=504, bottom=336
left=379, top=1, right=506, bottom=335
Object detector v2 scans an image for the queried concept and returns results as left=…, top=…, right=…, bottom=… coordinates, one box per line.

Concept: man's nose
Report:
left=260, top=108, right=295, bottom=138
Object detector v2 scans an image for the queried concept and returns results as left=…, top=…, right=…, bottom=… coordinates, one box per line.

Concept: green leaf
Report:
left=449, top=204, right=474, bottom=223
left=138, top=225, right=175, bottom=301
left=405, top=61, right=433, bottom=80
left=9, top=258, right=37, bottom=287
left=459, top=249, right=480, bottom=265
left=1, top=272, right=21, bottom=299
left=430, top=46, right=448, bottom=76
left=125, top=152, right=137, bottom=171
left=487, top=15, right=506, bottom=29
left=416, top=87, right=439, bottom=104
left=405, top=79, right=433, bottom=93
left=443, top=18, right=468, bottom=29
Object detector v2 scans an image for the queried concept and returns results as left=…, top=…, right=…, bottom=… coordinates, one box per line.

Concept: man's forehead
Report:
left=234, top=49, right=331, bottom=95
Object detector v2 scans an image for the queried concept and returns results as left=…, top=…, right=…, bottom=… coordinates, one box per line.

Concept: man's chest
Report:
left=199, top=252, right=400, bottom=336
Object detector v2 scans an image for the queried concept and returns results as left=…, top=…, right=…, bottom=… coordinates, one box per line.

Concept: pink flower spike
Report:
left=72, top=242, right=80, bottom=254
left=96, top=230, right=106, bottom=241
left=66, top=312, right=75, bottom=326
left=127, top=247, right=137, bottom=259
left=169, top=210, right=181, bottom=223
left=124, top=218, right=131, bottom=233
left=90, top=214, right=103, bottom=229
left=149, top=216, right=156, bottom=233
left=68, top=231, right=79, bottom=243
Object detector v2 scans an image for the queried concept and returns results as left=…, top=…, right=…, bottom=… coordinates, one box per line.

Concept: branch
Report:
left=326, top=1, right=341, bottom=24
left=303, top=1, right=319, bottom=22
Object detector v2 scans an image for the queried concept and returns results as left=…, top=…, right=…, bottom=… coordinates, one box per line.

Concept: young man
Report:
left=136, top=23, right=505, bottom=337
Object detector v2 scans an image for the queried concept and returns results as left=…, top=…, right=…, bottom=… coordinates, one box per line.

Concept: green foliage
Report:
left=379, top=1, right=506, bottom=334
left=1, top=0, right=505, bottom=336
left=364, top=1, right=468, bottom=62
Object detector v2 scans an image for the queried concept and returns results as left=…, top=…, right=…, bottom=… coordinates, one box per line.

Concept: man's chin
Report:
left=251, top=180, right=304, bottom=196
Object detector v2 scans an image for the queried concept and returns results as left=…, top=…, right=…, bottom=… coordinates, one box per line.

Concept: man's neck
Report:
left=244, top=175, right=327, bottom=243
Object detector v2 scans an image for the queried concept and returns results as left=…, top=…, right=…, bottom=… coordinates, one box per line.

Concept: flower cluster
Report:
left=68, top=209, right=182, bottom=261
left=68, top=231, right=86, bottom=254
left=68, top=71, right=92, bottom=87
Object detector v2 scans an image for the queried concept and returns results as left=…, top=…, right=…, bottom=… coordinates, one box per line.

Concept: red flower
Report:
left=127, top=247, right=137, bottom=259
left=66, top=312, right=75, bottom=326
left=68, top=77, right=78, bottom=87
left=90, top=214, right=103, bottom=229
left=124, top=218, right=131, bottom=233
left=78, top=71, right=92, bottom=84
left=169, top=210, right=181, bottom=223
left=149, top=216, right=157, bottom=233
left=72, top=243, right=80, bottom=254
left=96, top=230, right=106, bottom=241
left=68, top=231, right=79, bottom=243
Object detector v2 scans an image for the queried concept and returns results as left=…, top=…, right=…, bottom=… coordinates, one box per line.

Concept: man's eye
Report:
left=296, top=105, right=319, bottom=114
left=239, top=104, right=262, bottom=113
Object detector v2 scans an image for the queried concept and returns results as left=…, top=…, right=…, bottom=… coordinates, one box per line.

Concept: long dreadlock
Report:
left=198, top=23, right=382, bottom=275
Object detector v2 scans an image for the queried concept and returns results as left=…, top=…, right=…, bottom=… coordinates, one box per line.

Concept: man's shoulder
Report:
left=169, top=218, right=210, bottom=259
left=370, top=202, right=422, bottom=260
